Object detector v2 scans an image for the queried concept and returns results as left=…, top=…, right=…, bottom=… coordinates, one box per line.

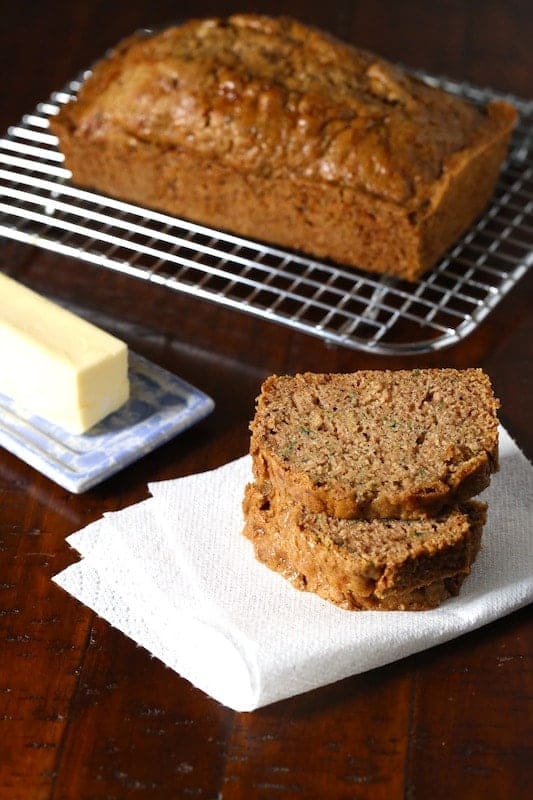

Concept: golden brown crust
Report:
left=243, top=482, right=486, bottom=611
left=250, top=369, right=499, bottom=520
left=51, top=15, right=517, bottom=281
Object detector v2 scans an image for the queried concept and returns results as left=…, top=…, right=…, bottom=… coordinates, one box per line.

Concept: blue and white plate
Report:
left=0, top=352, right=214, bottom=493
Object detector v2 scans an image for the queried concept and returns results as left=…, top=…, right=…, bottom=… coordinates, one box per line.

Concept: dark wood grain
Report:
left=0, top=2, right=532, bottom=798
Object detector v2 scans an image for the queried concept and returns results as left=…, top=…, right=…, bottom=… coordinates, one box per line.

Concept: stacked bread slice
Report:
left=243, top=369, right=499, bottom=610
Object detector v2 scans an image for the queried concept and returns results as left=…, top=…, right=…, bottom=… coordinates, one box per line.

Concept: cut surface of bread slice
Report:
left=243, top=482, right=486, bottom=611
left=250, top=369, right=499, bottom=520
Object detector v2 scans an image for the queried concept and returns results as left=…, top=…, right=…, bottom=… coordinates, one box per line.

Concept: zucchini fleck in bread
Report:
left=250, top=369, right=499, bottom=520
left=243, top=482, right=486, bottom=611
left=50, top=15, right=517, bottom=281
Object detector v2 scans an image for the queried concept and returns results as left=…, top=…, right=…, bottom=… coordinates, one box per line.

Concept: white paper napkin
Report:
left=53, top=426, right=533, bottom=711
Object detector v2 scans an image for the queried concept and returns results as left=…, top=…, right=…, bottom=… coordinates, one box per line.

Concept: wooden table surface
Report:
left=1, top=1, right=532, bottom=798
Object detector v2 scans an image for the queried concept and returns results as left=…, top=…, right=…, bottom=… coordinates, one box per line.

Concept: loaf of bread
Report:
left=243, top=482, right=486, bottom=611
left=50, top=15, right=517, bottom=281
left=250, top=369, right=499, bottom=520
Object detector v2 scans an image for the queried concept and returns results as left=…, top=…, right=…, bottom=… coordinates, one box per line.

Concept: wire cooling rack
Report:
left=0, top=70, right=531, bottom=354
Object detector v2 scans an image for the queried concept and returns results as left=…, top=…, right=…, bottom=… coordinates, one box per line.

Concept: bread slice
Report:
left=243, top=482, right=486, bottom=611
left=250, top=369, right=499, bottom=520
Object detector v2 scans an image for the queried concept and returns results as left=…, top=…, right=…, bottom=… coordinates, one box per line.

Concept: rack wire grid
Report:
left=0, top=68, right=532, bottom=354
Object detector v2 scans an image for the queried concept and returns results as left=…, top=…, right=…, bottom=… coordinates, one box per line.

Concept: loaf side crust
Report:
left=250, top=369, right=499, bottom=520
left=243, top=482, right=486, bottom=611
left=50, top=15, right=517, bottom=281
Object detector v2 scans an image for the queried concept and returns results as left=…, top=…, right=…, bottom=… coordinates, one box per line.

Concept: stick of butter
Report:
left=0, top=272, right=129, bottom=434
